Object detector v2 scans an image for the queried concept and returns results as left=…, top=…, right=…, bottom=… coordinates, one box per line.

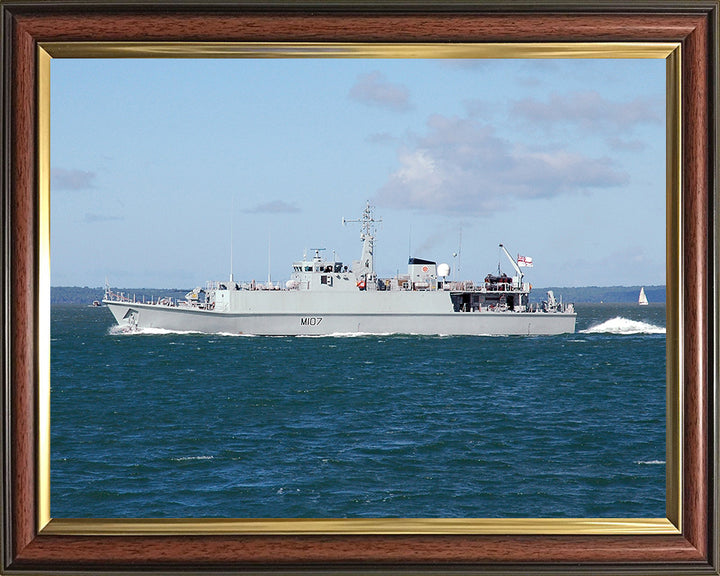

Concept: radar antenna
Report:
left=342, top=200, right=382, bottom=240
left=309, top=248, right=326, bottom=260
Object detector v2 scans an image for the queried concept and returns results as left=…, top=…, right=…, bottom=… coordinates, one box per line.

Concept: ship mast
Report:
left=343, top=201, right=382, bottom=287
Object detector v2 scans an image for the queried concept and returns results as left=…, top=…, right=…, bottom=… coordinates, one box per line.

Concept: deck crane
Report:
left=499, top=244, right=524, bottom=288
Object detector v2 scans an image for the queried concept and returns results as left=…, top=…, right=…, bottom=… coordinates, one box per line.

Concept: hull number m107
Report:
left=301, top=317, right=323, bottom=326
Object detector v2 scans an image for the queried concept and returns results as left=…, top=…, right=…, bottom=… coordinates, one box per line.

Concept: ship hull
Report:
left=104, top=205, right=576, bottom=336
left=104, top=298, right=576, bottom=336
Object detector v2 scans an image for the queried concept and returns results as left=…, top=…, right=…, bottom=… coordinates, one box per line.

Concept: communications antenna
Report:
left=229, top=195, right=235, bottom=282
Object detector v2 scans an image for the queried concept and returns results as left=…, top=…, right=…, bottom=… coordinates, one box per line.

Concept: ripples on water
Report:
left=51, top=303, right=666, bottom=518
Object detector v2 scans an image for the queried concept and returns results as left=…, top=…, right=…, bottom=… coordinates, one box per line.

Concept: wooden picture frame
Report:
left=1, top=1, right=717, bottom=574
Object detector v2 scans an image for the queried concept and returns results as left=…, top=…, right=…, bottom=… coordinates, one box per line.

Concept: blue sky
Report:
left=50, top=57, right=665, bottom=288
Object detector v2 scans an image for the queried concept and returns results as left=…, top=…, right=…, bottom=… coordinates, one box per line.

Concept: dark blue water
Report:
left=51, top=303, right=666, bottom=518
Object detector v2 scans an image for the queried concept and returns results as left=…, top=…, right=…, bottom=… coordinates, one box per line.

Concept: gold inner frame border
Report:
left=37, top=41, right=682, bottom=537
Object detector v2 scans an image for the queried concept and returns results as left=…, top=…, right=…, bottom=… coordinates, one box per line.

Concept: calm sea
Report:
left=50, top=303, right=666, bottom=519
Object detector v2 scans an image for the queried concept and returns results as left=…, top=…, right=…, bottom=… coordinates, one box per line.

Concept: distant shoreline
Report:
left=51, top=285, right=666, bottom=305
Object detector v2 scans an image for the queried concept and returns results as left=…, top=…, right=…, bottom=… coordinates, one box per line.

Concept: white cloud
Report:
left=375, top=114, right=628, bottom=215
left=607, top=137, right=646, bottom=151
left=511, top=91, right=661, bottom=133
left=244, top=200, right=300, bottom=214
left=52, top=167, right=97, bottom=191
left=349, top=71, right=411, bottom=112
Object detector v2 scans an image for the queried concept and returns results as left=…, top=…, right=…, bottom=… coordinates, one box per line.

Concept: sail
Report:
left=638, top=287, right=649, bottom=306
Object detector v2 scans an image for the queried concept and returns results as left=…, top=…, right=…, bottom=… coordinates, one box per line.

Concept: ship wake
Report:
left=108, top=325, right=203, bottom=336
left=581, top=317, right=665, bottom=335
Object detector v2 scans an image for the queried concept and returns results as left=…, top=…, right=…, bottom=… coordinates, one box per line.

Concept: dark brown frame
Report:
left=1, top=1, right=717, bottom=574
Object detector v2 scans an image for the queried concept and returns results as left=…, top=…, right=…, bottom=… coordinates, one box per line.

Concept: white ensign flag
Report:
left=517, top=255, right=533, bottom=267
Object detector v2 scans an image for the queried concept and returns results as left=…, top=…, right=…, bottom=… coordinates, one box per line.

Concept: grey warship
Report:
left=104, top=203, right=576, bottom=335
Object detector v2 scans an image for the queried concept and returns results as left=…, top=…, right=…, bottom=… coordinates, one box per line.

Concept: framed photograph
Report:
left=2, top=1, right=717, bottom=574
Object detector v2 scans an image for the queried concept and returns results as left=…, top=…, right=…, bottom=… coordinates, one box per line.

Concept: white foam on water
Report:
left=636, top=460, right=665, bottom=465
left=216, top=332, right=258, bottom=337
left=139, top=327, right=202, bottom=335
left=108, top=325, right=202, bottom=336
left=171, top=455, right=214, bottom=461
left=581, top=316, right=665, bottom=335
left=108, top=325, right=137, bottom=336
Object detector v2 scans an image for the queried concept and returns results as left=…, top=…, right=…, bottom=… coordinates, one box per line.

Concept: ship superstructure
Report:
left=104, top=203, right=575, bottom=335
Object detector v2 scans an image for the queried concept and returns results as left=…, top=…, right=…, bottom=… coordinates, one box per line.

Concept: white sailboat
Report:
left=638, top=286, right=649, bottom=306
